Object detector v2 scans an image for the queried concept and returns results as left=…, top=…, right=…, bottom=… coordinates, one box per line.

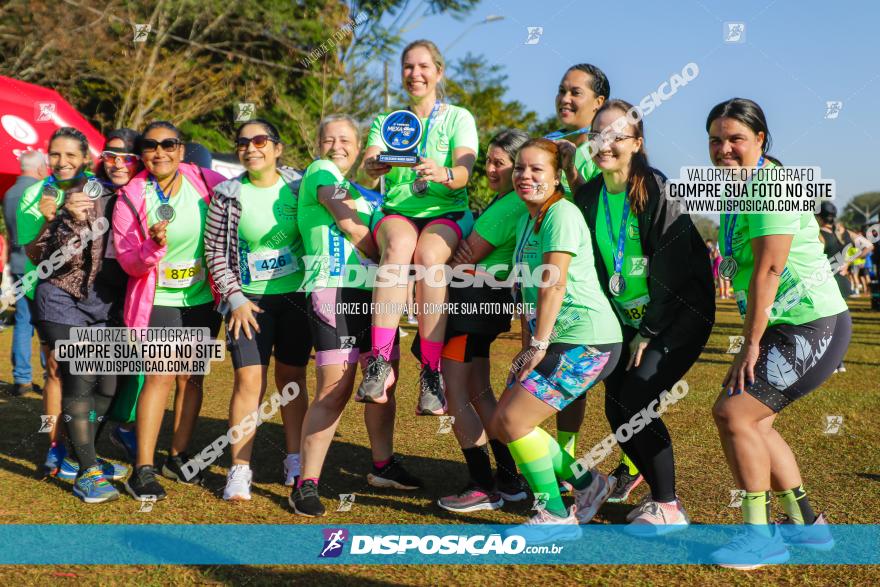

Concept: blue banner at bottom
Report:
left=0, top=524, right=877, bottom=565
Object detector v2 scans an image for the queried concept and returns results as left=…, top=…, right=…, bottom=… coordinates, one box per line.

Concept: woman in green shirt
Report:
left=707, top=99, right=851, bottom=569
left=490, top=138, right=622, bottom=540
left=358, top=40, right=478, bottom=416
left=204, top=119, right=312, bottom=501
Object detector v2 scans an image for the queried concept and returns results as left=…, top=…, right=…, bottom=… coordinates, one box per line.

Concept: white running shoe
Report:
left=223, top=464, right=252, bottom=501
left=625, top=494, right=653, bottom=522
left=505, top=505, right=582, bottom=544
left=624, top=499, right=690, bottom=537
left=573, top=469, right=616, bottom=524
left=283, top=454, right=300, bottom=487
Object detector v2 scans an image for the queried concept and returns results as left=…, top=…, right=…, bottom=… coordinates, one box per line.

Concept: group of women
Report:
left=17, top=39, right=851, bottom=570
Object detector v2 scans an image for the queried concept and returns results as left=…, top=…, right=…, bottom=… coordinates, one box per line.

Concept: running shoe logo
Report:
left=319, top=528, right=349, bottom=558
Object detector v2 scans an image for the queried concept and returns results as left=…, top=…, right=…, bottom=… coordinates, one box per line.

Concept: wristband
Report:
left=529, top=336, right=549, bottom=351
left=445, top=167, right=454, bottom=184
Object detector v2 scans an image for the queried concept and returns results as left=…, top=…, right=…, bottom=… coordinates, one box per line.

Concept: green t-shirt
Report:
left=473, top=191, right=528, bottom=280
left=367, top=103, right=478, bottom=217
left=513, top=199, right=622, bottom=345
left=721, top=163, right=847, bottom=325
left=561, top=139, right=602, bottom=198
left=297, top=159, right=375, bottom=292
left=146, top=177, right=213, bottom=307
left=15, top=173, right=96, bottom=299
left=595, top=189, right=650, bottom=328
left=237, top=176, right=304, bottom=295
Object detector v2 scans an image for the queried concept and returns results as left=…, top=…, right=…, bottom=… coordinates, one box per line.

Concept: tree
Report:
left=691, top=215, right=719, bottom=243
left=842, top=192, right=880, bottom=228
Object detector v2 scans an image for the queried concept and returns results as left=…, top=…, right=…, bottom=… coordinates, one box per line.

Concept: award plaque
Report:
left=377, top=110, right=423, bottom=167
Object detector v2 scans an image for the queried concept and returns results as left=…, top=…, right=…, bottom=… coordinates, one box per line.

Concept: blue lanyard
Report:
left=350, top=181, right=384, bottom=209
left=723, top=155, right=765, bottom=257
left=543, top=126, right=590, bottom=141
left=151, top=171, right=179, bottom=204
left=513, top=214, right=537, bottom=288
left=601, top=185, right=630, bottom=275
left=415, top=101, right=443, bottom=158
left=44, top=171, right=86, bottom=194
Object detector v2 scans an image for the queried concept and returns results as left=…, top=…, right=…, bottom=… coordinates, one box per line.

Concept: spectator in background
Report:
left=2, top=151, right=48, bottom=396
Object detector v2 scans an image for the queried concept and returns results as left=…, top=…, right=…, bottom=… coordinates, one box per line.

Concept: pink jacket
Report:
left=113, top=163, right=226, bottom=327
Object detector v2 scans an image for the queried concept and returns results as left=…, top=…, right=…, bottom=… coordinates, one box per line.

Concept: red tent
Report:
left=0, top=75, right=104, bottom=197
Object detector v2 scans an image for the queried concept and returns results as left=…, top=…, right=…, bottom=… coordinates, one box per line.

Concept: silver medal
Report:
left=719, top=256, right=738, bottom=279
left=609, top=272, right=626, bottom=296
left=157, top=203, right=175, bottom=222
left=83, top=178, right=103, bottom=200
left=412, top=179, right=428, bottom=195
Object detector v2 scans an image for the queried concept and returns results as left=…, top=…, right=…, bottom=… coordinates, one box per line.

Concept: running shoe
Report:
left=626, top=494, right=652, bottom=522
left=438, top=485, right=503, bottom=513
left=496, top=474, right=529, bottom=502
left=289, top=479, right=325, bottom=517
left=73, top=466, right=119, bottom=504
left=777, top=513, right=835, bottom=550
left=416, top=365, right=447, bottom=416
left=624, top=499, right=690, bottom=537
left=558, top=480, right=573, bottom=495
left=505, top=505, right=582, bottom=544
left=573, top=469, right=616, bottom=524
left=223, top=464, right=253, bottom=501
left=606, top=463, right=643, bottom=503
left=161, top=452, right=203, bottom=485
left=38, top=443, right=67, bottom=478
left=110, top=424, right=137, bottom=463
left=367, top=455, right=423, bottom=490
left=57, top=457, right=129, bottom=481
left=355, top=356, right=394, bottom=404
left=710, top=527, right=790, bottom=570
left=283, top=454, right=301, bottom=487
left=125, top=465, right=167, bottom=501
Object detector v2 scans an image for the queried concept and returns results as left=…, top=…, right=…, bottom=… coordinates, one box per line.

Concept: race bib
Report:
left=247, top=247, right=297, bottom=282
left=616, top=294, right=650, bottom=328
left=159, top=259, right=204, bottom=288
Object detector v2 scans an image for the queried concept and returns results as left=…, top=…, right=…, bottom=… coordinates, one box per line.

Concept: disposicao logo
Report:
left=319, top=528, right=349, bottom=558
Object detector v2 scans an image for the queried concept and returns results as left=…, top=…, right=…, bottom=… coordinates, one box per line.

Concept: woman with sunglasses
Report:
left=491, top=138, right=622, bottom=540
left=21, top=127, right=129, bottom=502
left=204, top=119, right=311, bottom=501
left=433, top=129, right=531, bottom=513
left=93, top=130, right=144, bottom=464
left=707, top=99, right=849, bottom=569
left=575, top=100, right=714, bottom=534
left=113, top=121, right=226, bottom=501
left=358, top=39, right=478, bottom=416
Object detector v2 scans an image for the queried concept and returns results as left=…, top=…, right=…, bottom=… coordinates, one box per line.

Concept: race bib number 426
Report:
left=248, top=247, right=297, bottom=282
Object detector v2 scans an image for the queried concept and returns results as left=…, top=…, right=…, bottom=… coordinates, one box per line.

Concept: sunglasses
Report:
left=235, top=135, right=277, bottom=151
left=101, top=151, right=140, bottom=165
left=140, top=138, right=184, bottom=153
left=587, top=132, right=637, bottom=144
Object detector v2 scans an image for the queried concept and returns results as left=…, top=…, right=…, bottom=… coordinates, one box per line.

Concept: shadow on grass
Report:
left=197, top=566, right=402, bottom=586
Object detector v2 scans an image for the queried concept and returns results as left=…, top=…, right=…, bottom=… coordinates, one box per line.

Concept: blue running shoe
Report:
left=73, top=466, right=119, bottom=504
left=39, top=444, right=67, bottom=478
left=110, top=425, right=137, bottom=463
left=57, top=457, right=130, bottom=481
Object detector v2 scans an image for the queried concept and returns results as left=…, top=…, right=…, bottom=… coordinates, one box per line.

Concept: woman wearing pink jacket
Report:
left=112, top=121, right=225, bottom=502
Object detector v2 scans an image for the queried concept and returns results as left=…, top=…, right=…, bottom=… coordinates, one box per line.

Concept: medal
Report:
left=609, top=272, right=626, bottom=296
left=157, top=203, right=175, bottom=222
left=412, top=179, right=428, bottom=195
left=543, top=126, right=590, bottom=141
left=719, top=256, right=738, bottom=279
left=602, top=186, right=631, bottom=298
left=83, top=178, right=104, bottom=200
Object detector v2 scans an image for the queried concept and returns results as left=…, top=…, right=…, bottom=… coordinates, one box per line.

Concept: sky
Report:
left=383, top=0, right=880, bottom=212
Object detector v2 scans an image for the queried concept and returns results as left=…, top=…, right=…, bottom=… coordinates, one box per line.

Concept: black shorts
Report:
left=411, top=331, right=498, bottom=364
left=149, top=302, right=222, bottom=335
left=745, top=310, right=851, bottom=412
left=308, top=287, right=399, bottom=366
left=372, top=209, right=471, bottom=240
left=447, top=281, right=515, bottom=337
left=225, top=292, right=313, bottom=369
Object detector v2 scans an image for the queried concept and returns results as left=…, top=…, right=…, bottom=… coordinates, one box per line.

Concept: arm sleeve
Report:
left=203, top=191, right=243, bottom=307
left=450, top=109, right=479, bottom=153
left=748, top=212, right=800, bottom=238
left=366, top=115, right=386, bottom=150
left=541, top=206, right=582, bottom=255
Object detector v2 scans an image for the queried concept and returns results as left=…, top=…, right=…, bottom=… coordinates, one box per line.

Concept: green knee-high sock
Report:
left=775, top=485, right=816, bottom=525
left=508, top=430, right=567, bottom=517
left=556, top=430, right=578, bottom=459
left=619, top=452, right=639, bottom=476
left=536, top=427, right=593, bottom=490
left=742, top=491, right=772, bottom=536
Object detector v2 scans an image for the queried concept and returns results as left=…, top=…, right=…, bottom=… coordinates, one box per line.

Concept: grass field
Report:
left=0, top=298, right=878, bottom=585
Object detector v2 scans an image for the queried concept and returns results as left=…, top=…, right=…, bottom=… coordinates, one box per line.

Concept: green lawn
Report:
left=0, top=298, right=878, bottom=585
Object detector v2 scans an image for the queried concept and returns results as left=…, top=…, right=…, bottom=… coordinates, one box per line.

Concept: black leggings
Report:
left=604, top=329, right=709, bottom=503
left=41, top=321, right=117, bottom=471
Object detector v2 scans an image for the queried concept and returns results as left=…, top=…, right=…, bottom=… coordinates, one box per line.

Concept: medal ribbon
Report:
left=414, top=101, right=443, bottom=158
left=543, top=126, right=590, bottom=141
left=151, top=171, right=179, bottom=207
left=602, top=185, right=629, bottom=276
left=722, top=155, right=765, bottom=258
left=513, top=213, right=537, bottom=292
